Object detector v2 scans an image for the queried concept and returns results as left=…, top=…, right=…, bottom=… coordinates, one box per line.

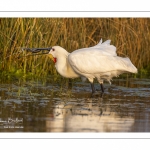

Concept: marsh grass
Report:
left=0, top=18, right=150, bottom=80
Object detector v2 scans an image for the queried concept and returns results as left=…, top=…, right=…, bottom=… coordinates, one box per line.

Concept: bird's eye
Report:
left=52, top=48, right=55, bottom=51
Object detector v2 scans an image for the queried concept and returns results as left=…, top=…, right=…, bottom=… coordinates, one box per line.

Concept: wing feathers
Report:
left=69, top=53, right=137, bottom=76
left=68, top=39, right=137, bottom=80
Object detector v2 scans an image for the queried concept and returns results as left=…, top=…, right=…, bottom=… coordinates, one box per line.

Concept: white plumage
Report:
left=48, top=39, right=137, bottom=96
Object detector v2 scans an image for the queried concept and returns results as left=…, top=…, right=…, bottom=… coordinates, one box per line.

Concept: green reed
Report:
left=0, top=18, right=150, bottom=79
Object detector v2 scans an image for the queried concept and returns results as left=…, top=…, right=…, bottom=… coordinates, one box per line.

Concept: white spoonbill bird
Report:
left=48, top=39, right=137, bottom=95
left=25, top=39, right=137, bottom=96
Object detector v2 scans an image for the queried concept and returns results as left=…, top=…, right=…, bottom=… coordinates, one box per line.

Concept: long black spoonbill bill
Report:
left=24, top=39, right=137, bottom=97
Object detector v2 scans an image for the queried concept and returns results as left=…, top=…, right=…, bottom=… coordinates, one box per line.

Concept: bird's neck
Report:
left=55, top=53, right=79, bottom=78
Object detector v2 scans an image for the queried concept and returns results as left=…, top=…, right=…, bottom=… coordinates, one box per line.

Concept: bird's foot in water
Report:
left=91, top=91, right=104, bottom=98
left=100, top=92, right=104, bottom=98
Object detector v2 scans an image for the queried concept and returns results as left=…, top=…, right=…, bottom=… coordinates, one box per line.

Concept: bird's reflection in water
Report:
left=46, top=97, right=134, bottom=132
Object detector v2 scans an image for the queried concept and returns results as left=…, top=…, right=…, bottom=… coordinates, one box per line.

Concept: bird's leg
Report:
left=100, top=83, right=104, bottom=93
left=91, top=83, right=95, bottom=93
left=68, top=78, right=72, bottom=90
left=100, top=83, right=104, bottom=98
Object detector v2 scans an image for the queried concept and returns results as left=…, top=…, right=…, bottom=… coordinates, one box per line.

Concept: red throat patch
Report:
left=54, top=57, right=57, bottom=63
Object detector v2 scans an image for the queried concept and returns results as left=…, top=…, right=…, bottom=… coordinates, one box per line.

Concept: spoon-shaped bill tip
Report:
left=22, top=47, right=52, bottom=53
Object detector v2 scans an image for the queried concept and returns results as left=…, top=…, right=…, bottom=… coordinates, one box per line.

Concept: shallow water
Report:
left=0, top=78, right=150, bottom=132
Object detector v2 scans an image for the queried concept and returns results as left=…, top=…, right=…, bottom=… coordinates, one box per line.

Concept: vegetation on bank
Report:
left=0, top=18, right=150, bottom=80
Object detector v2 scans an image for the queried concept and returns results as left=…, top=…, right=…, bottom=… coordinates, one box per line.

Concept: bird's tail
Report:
left=122, top=57, right=138, bottom=73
